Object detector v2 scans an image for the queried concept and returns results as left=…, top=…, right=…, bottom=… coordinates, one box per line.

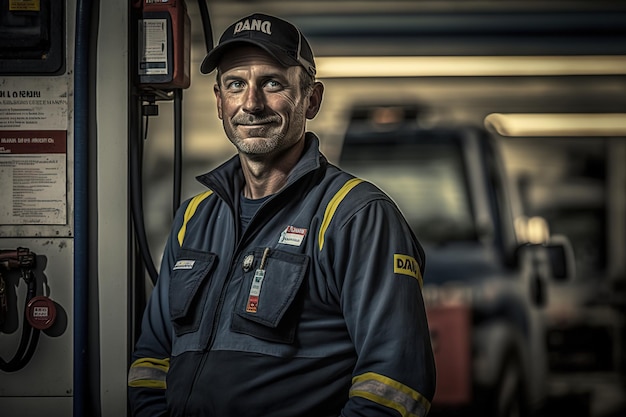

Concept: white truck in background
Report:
left=338, top=104, right=577, bottom=417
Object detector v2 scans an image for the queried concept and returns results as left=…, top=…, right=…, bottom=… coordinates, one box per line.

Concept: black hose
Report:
left=130, top=104, right=159, bottom=284
left=173, top=89, right=183, bottom=214
left=197, top=1, right=214, bottom=53
left=0, top=277, right=40, bottom=372
left=170, top=0, right=213, bottom=214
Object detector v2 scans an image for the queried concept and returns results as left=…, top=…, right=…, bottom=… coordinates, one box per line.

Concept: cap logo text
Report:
left=233, top=19, right=272, bottom=35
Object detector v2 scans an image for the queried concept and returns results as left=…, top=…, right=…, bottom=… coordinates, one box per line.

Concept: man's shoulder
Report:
left=316, top=168, right=399, bottom=224
left=323, top=167, right=393, bottom=204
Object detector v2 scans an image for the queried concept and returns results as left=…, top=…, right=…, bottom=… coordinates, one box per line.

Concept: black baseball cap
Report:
left=200, top=13, right=316, bottom=77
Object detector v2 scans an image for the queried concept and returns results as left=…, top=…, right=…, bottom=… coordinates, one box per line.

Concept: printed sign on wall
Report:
left=0, top=77, right=68, bottom=225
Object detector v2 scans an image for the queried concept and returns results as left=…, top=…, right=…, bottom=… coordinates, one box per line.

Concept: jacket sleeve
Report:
left=326, top=193, right=436, bottom=417
left=127, top=209, right=184, bottom=417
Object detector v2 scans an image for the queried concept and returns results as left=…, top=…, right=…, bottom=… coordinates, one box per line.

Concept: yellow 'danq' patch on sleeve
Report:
left=394, top=254, right=423, bottom=288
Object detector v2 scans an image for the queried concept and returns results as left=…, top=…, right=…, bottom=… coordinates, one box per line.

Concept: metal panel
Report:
left=0, top=396, right=72, bottom=417
left=0, top=238, right=73, bottom=397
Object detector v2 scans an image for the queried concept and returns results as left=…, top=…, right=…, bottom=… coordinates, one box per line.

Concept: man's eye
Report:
left=264, top=80, right=282, bottom=90
left=227, top=80, right=244, bottom=90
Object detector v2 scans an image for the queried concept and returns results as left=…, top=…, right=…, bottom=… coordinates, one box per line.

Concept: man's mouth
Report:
left=239, top=122, right=270, bottom=127
left=234, top=115, right=279, bottom=127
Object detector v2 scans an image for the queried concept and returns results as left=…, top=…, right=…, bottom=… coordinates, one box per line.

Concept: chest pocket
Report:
left=169, top=248, right=217, bottom=336
left=231, top=248, right=309, bottom=344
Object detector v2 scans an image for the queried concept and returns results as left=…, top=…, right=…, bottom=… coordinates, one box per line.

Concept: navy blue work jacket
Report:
left=128, top=133, right=436, bottom=417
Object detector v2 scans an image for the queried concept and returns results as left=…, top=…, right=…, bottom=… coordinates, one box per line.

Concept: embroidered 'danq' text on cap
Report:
left=233, top=18, right=273, bottom=35
left=200, top=13, right=316, bottom=77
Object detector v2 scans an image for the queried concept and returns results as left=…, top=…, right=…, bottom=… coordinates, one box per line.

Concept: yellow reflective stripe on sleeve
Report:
left=177, top=190, right=213, bottom=246
left=318, top=178, right=363, bottom=251
left=128, top=357, right=170, bottom=389
left=350, top=372, right=431, bottom=417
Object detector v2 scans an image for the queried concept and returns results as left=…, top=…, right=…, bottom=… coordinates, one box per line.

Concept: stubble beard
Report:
left=228, top=125, right=284, bottom=157
left=227, top=102, right=307, bottom=158
left=227, top=112, right=290, bottom=157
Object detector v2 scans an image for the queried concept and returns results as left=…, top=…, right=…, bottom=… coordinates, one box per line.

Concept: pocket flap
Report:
left=169, top=249, right=216, bottom=321
left=234, top=249, right=309, bottom=328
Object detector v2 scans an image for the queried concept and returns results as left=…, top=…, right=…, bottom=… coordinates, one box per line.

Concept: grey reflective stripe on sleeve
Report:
left=128, top=357, right=169, bottom=389
left=350, top=372, right=431, bottom=417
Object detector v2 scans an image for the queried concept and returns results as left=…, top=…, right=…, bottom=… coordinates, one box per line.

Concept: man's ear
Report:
left=213, top=84, right=223, bottom=120
left=306, top=81, right=324, bottom=120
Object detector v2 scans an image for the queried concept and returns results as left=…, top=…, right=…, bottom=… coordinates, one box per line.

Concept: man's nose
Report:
left=243, top=86, right=264, bottom=113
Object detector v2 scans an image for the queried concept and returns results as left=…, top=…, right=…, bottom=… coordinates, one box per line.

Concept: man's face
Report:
left=214, top=46, right=313, bottom=159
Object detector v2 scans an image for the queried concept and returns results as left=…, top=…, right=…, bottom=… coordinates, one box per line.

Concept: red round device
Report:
left=26, top=296, right=57, bottom=330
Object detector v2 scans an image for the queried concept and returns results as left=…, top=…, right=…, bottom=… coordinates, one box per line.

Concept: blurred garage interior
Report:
left=0, top=1, right=624, bottom=416
left=142, top=2, right=626, bottom=416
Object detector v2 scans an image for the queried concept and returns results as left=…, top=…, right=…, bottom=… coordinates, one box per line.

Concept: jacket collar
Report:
left=195, top=132, right=325, bottom=204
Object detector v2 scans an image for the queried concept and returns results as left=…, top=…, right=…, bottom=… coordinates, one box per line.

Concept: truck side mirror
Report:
left=544, top=234, right=576, bottom=282
left=514, top=233, right=576, bottom=307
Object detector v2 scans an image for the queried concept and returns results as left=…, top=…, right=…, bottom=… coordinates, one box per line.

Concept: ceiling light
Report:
left=484, top=113, right=626, bottom=137
left=315, top=56, right=626, bottom=78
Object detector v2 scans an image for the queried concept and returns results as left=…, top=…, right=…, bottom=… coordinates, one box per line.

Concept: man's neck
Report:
left=239, top=139, right=305, bottom=199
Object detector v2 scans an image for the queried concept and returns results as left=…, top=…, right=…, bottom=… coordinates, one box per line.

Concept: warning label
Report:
left=0, top=78, right=68, bottom=130
left=0, top=78, right=68, bottom=226
left=139, top=18, right=169, bottom=75
left=9, top=0, right=40, bottom=12
left=0, top=131, right=67, bottom=225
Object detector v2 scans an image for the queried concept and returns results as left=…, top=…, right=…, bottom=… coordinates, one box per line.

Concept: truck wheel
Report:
left=492, top=356, right=526, bottom=417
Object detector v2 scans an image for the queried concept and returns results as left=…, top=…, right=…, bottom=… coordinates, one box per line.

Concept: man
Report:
left=128, top=13, right=436, bottom=417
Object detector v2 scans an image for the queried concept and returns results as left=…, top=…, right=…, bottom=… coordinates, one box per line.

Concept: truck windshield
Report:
left=340, top=140, right=476, bottom=243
